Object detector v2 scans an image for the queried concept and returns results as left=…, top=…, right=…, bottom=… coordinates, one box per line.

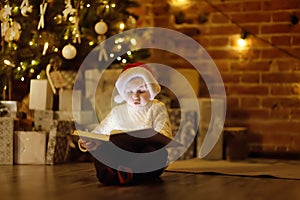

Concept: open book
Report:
left=72, top=128, right=181, bottom=149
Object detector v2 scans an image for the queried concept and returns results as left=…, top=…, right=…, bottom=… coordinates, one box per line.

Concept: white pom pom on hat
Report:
left=114, top=62, right=161, bottom=103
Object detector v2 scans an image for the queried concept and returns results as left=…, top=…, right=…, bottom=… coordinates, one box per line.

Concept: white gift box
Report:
left=59, top=89, right=81, bottom=112
left=197, top=98, right=225, bottom=160
left=0, top=117, right=14, bottom=165
left=14, top=131, right=47, bottom=164
left=29, top=79, right=53, bottom=110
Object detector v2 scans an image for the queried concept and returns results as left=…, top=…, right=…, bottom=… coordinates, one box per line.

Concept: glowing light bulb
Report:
left=119, top=22, right=125, bottom=30
left=237, top=38, right=247, bottom=48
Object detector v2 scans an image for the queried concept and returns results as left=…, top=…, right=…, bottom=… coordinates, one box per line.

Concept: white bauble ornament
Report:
left=62, top=44, right=77, bottom=59
left=21, top=5, right=33, bottom=17
left=94, top=20, right=108, bottom=35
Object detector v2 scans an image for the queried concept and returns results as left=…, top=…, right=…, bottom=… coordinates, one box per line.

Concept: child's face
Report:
left=124, top=77, right=150, bottom=107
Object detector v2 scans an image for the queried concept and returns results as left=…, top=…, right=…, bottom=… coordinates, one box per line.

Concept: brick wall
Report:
left=132, top=0, right=300, bottom=155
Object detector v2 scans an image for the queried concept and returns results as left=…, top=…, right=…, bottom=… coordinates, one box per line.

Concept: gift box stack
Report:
left=168, top=108, right=198, bottom=160
left=14, top=72, right=80, bottom=165
left=0, top=117, right=14, bottom=165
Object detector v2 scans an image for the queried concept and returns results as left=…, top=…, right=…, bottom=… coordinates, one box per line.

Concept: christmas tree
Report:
left=0, top=0, right=150, bottom=100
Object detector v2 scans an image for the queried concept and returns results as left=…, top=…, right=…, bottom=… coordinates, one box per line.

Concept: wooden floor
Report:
left=1, top=162, right=300, bottom=200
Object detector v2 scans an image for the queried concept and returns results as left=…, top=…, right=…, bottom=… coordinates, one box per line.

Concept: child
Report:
left=78, top=62, right=172, bottom=185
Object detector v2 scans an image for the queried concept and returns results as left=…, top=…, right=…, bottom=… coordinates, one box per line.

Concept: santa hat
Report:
left=114, top=62, right=161, bottom=103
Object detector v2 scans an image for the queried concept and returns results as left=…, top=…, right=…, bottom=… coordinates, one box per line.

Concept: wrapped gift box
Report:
left=0, top=117, right=14, bottom=165
left=46, top=120, right=76, bottom=165
left=34, top=110, right=54, bottom=132
left=197, top=98, right=225, bottom=160
left=14, top=131, right=47, bottom=164
left=46, top=126, right=72, bottom=165
left=54, top=111, right=73, bottom=121
left=29, top=79, right=53, bottom=110
left=167, top=109, right=198, bottom=160
left=59, top=89, right=81, bottom=111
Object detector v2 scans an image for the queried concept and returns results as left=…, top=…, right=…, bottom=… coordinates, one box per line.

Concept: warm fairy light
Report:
left=127, top=51, right=132, bottom=55
left=30, top=68, right=35, bottom=73
left=4, top=60, right=15, bottom=67
left=89, top=41, right=94, bottom=46
left=29, top=41, right=33, bottom=46
left=130, top=38, right=137, bottom=46
left=21, top=77, right=25, bottom=81
left=111, top=3, right=116, bottom=8
left=122, top=59, right=127, bottom=63
left=42, top=42, right=49, bottom=55
left=169, top=0, right=190, bottom=7
left=237, top=38, right=247, bottom=48
left=31, top=60, right=38, bottom=65
left=110, top=53, right=115, bottom=58
left=17, top=67, right=21, bottom=71
left=86, top=4, right=90, bottom=7
left=37, top=75, right=41, bottom=79
left=54, top=47, right=59, bottom=52
left=117, top=56, right=121, bottom=61
left=119, top=22, right=125, bottom=30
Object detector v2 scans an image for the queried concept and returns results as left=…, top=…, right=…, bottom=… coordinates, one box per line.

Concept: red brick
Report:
left=230, top=13, right=270, bottom=23
left=242, top=1, right=262, bottom=12
left=153, top=16, right=171, bottom=27
left=272, top=11, right=294, bottom=23
left=260, top=49, right=291, bottom=59
left=226, top=97, right=239, bottom=108
left=291, top=108, right=300, bottom=119
left=240, top=73, right=260, bottom=83
left=240, top=97, right=261, bottom=107
left=262, top=97, right=300, bottom=108
left=213, top=2, right=242, bottom=12
left=231, top=61, right=270, bottom=71
left=249, top=121, right=300, bottom=135
left=269, top=108, right=292, bottom=119
left=246, top=108, right=270, bottom=119
left=292, top=36, right=300, bottom=45
left=222, top=73, right=240, bottom=83
left=152, top=4, right=170, bottom=16
left=209, top=37, right=229, bottom=46
left=196, top=37, right=210, bottom=47
left=262, top=72, right=300, bottom=83
left=270, top=36, right=291, bottom=46
left=214, top=60, right=230, bottom=72
left=211, top=13, right=230, bottom=23
left=242, top=25, right=260, bottom=35
left=174, top=27, right=201, bottom=37
left=261, top=24, right=295, bottom=34
left=229, top=85, right=269, bottom=95
left=251, top=36, right=272, bottom=48
left=202, top=25, right=240, bottom=35
left=277, top=60, right=300, bottom=71
left=270, top=85, right=297, bottom=95
left=207, top=49, right=239, bottom=59
left=263, top=0, right=300, bottom=10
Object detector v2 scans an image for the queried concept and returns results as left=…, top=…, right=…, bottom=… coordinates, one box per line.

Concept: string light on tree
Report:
left=0, top=0, right=149, bottom=100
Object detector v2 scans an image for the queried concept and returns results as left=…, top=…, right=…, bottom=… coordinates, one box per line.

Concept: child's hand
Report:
left=78, top=138, right=98, bottom=152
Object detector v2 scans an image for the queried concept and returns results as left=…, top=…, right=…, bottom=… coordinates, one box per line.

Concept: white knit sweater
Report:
left=92, top=99, right=172, bottom=138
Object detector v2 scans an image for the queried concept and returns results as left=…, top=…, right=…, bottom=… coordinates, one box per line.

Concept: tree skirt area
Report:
left=166, top=158, right=300, bottom=180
